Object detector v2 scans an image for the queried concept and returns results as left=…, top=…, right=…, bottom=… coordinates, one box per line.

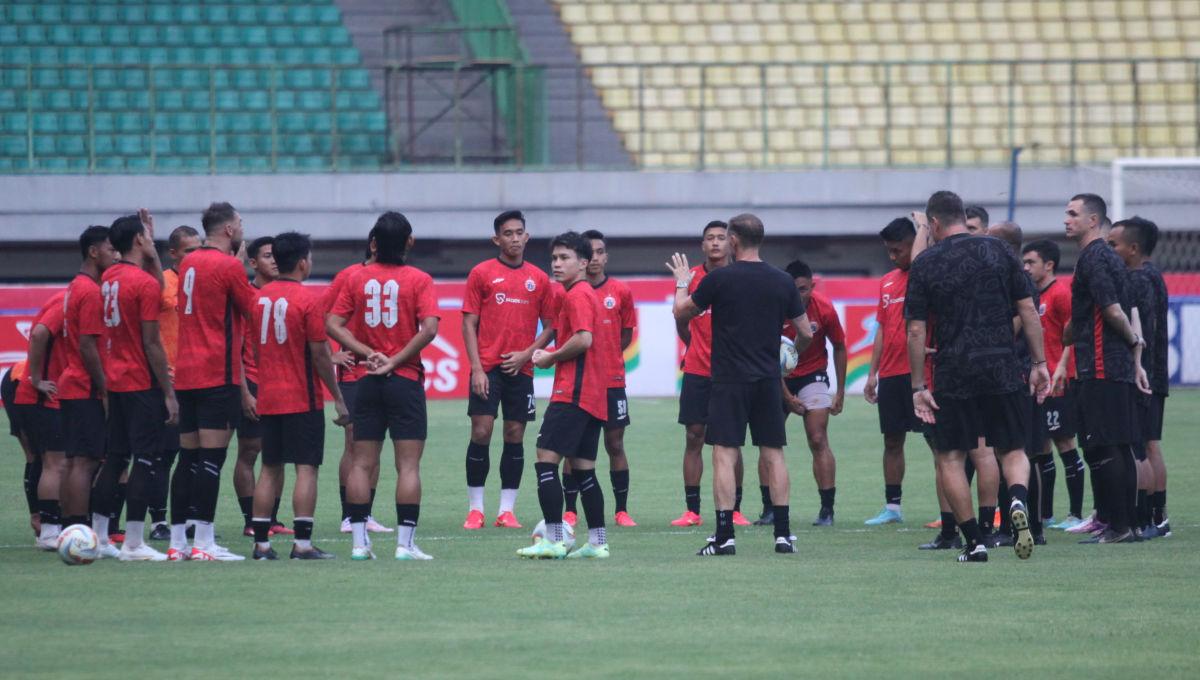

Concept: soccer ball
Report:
left=780, top=336, right=799, bottom=375
left=57, top=524, right=99, bottom=566
left=531, top=519, right=576, bottom=550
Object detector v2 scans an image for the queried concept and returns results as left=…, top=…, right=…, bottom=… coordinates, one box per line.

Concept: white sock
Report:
left=397, top=524, right=414, bottom=548
left=92, top=513, right=110, bottom=544
left=498, top=488, right=518, bottom=514
left=885, top=503, right=901, bottom=512
left=170, top=524, right=188, bottom=550
left=256, top=540, right=271, bottom=550
left=295, top=538, right=312, bottom=550
left=588, top=527, right=607, bottom=546
left=546, top=522, right=564, bottom=543
left=352, top=521, right=367, bottom=549
left=39, top=523, right=61, bottom=540
left=467, top=487, right=484, bottom=513
left=125, top=521, right=144, bottom=549
left=195, top=521, right=214, bottom=548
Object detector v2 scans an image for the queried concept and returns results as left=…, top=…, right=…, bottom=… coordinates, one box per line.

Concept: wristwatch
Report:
left=675, top=280, right=689, bottom=289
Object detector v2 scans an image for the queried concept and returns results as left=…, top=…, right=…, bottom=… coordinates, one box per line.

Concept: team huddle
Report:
left=0, top=190, right=1172, bottom=563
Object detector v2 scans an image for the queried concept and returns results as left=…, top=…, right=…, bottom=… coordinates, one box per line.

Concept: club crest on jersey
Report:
left=604, top=295, right=616, bottom=309
left=525, top=278, right=536, bottom=292
left=1038, top=302, right=1047, bottom=316
left=810, top=321, right=819, bottom=334
left=494, top=293, right=506, bottom=305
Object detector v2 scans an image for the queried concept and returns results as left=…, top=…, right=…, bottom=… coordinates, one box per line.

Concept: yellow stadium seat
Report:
left=587, top=4, right=615, bottom=24
left=671, top=4, right=699, bottom=24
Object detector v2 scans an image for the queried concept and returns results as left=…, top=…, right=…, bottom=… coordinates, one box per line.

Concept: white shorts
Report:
left=791, top=378, right=832, bottom=411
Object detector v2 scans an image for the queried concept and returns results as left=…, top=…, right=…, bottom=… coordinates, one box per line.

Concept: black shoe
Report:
left=753, top=509, right=775, bottom=526
left=919, top=533, right=963, bottom=550
left=812, top=507, right=834, bottom=527
left=252, top=545, right=279, bottom=561
left=1033, top=533, right=1046, bottom=546
left=986, top=532, right=1014, bottom=548
left=957, top=544, right=988, bottom=562
left=1155, top=519, right=1172, bottom=537
left=1141, top=523, right=1160, bottom=539
left=149, top=524, right=170, bottom=541
left=290, top=545, right=335, bottom=560
left=697, top=538, right=736, bottom=556
left=1098, top=528, right=1136, bottom=544
left=774, top=536, right=796, bottom=554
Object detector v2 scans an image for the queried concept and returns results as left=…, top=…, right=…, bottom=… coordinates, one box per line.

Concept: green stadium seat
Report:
left=36, top=157, right=71, bottom=171
left=33, top=113, right=59, bottom=134
left=62, top=47, right=88, bottom=65
left=93, top=113, right=115, bottom=133
left=244, top=27, right=269, bottom=47
left=93, top=6, right=118, bottom=24
left=50, top=26, right=76, bottom=46
left=181, top=156, right=212, bottom=172
left=78, top=25, right=103, bottom=46
left=148, top=6, right=175, bottom=25
left=233, top=7, right=259, bottom=25
left=189, top=26, right=214, bottom=45
left=95, top=157, right=124, bottom=171
left=298, top=91, right=332, bottom=111
left=10, top=4, right=35, bottom=24
left=21, top=26, right=47, bottom=45
left=88, top=46, right=116, bottom=63
left=62, top=113, right=86, bottom=134
left=0, top=26, right=20, bottom=45
left=338, top=70, right=370, bottom=89
left=66, top=6, right=92, bottom=24
left=275, top=92, right=297, bottom=110
left=36, top=5, right=63, bottom=25
left=262, top=7, right=288, bottom=25
left=2, top=113, right=28, bottom=133
left=215, top=91, right=240, bottom=112
left=117, top=135, right=146, bottom=155
left=177, top=6, right=202, bottom=25
left=215, top=26, right=241, bottom=48
left=57, top=135, right=86, bottom=156
left=279, top=112, right=307, bottom=133
left=0, top=91, right=18, bottom=110
left=122, top=6, right=148, bottom=26
left=186, top=91, right=211, bottom=111
left=1, top=136, right=26, bottom=156
left=225, top=48, right=253, bottom=66
left=290, top=7, right=316, bottom=25
left=117, top=113, right=148, bottom=133
left=316, top=6, right=341, bottom=26
left=134, top=26, right=160, bottom=48
left=334, top=48, right=359, bottom=65
left=242, top=92, right=269, bottom=111
left=33, top=136, right=55, bottom=156
left=163, top=26, right=187, bottom=47
left=205, top=6, right=232, bottom=25
left=157, top=91, right=186, bottom=112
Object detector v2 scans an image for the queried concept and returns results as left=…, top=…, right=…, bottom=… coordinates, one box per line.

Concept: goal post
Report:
left=1110, top=156, right=1200, bottom=226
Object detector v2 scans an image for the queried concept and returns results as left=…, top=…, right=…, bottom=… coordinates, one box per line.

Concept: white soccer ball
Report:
left=780, top=336, right=799, bottom=375
left=57, top=524, right=99, bottom=566
left=531, top=519, right=576, bottom=550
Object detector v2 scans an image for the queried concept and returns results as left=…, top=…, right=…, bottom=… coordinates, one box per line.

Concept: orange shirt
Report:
left=160, top=268, right=180, bottom=372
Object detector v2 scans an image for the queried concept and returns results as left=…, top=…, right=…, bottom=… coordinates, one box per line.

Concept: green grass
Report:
left=1, top=393, right=1198, bottom=678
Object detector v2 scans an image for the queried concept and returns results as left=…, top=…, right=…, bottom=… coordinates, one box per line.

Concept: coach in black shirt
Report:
left=669, top=213, right=811, bottom=556
left=904, top=191, right=1050, bottom=563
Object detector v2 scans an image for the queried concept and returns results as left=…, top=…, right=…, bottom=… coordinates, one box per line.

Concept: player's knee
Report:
left=807, top=430, right=829, bottom=452
left=502, top=421, right=524, bottom=442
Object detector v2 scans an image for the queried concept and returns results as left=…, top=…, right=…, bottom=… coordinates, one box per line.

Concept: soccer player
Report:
left=964, top=204, right=989, bottom=234
left=93, top=213, right=177, bottom=561
left=460, top=210, right=555, bottom=530
left=57, top=226, right=119, bottom=556
left=234, top=236, right=283, bottom=538
left=329, top=212, right=439, bottom=561
left=669, top=214, right=812, bottom=556
left=863, top=217, right=919, bottom=527
left=781, top=260, right=846, bottom=527
left=248, top=232, right=349, bottom=560
left=1108, top=217, right=1169, bottom=537
left=672, top=221, right=750, bottom=528
left=516, top=231, right=610, bottom=560
left=1061, top=194, right=1145, bottom=544
left=905, top=191, right=1049, bottom=563
left=20, top=290, right=67, bottom=549
left=1021, top=239, right=1087, bottom=529
left=2, top=361, right=39, bottom=536
left=172, top=202, right=256, bottom=561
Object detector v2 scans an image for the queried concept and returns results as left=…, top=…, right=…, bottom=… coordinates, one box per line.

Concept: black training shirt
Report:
left=1070, top=238, right=1135, bottom=384
left=1130, top=261, right=1169, bottom=395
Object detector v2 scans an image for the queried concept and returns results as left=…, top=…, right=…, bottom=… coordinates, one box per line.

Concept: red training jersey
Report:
left=174, top=247, right=255, bottom=391
left=15, top=291, right=67, bottom=408
left=332, top=262, right=440, bottom=382
left=58, top=273, right=106, bottom=400
left=682, top=263, right=715, bottom=377
left=550, top=280, right=607, bottom=420
left=241, top=282, right=264, bottom=385
left=100, top=262, right=162, bottom=393
left=323, top=262, right=368, bottom=383
left=252, top=280, right=328, bottom=415
left=590, top=276, right=636, bottom=388
left=877, top=268, right=910, bottom=379
left=784, top=291, right=845, bottom=378
left=1038, top=278, right=1077, bottom=379
left=462, top=258, right=554, bottom=377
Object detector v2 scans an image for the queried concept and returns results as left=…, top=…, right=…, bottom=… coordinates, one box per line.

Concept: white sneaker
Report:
left=350, top=546, right=376, bottom=561
left=394, top=544, right=433, bottom=561
left=191, top=543, right=246, bottom=562
left=36, top=535, right=60, bottom=551
left=340, top=517, right=352, bottom=533
left=97, top=543, right=121, bottom=559
left=366, top=516, right=393, bottom=533
left=118, top=543, right=168, bottom=562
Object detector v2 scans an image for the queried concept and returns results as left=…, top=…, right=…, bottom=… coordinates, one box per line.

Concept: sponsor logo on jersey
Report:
left=492, top=277, right=506, bottom=284
left=494, top=293, right=506, bottom=305
left=881, top=293, right=905, bottom=308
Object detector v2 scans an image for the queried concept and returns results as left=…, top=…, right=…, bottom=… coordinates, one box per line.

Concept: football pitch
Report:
left=1, top=393, right=1198, bottom=678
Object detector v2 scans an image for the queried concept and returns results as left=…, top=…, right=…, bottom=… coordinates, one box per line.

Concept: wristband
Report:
left=911, top=386, right=926, bottom=393
left=1127, top=334, right=1140, bottom=349
left=675, top=280, right=689, bottom=289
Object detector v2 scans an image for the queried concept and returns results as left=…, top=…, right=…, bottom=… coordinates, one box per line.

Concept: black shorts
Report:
left=178, top=384, right=243, bottom=434
left=236, top=380, right=262, bottom=440
left=536, top=402, right=602, bottom=461
left=23, top=404, right=64, bottom=455
left=1024, top=392, right=1044, bottom=457
left=877, top=374, right=922, bottom=435
left=107, top=388, right=167, bottom=459
left=1142, top=393, right=1166, bottom=441
left=467, top=368, right=535, bottom=422
left=353, top=374, right=427, bottom=441
left=1076, top=379, right=1136, bottom=447
left=2, top=370, right=20, bottom=436
left=705, top=378, right=787, bottom=448
left=677, top=373, right=711, bottom=426
left=1041, top=397, right=1077, bottom=443
left=61, top=398, right=106, bottom=459
left=338, top=380, right=359, bottom=420
left=605, top=387, right=631, bottom=430
left=261, top=410, right=325, bottom=466
left=928, top=390, right=1027, bottom=454
left=161, top=423, right=180, bottom=453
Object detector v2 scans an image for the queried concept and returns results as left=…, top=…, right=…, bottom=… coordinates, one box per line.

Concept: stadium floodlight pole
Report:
left=1111, top=156, right=1200, bottom=222
left=1007, top=146, right=1024, bottom=221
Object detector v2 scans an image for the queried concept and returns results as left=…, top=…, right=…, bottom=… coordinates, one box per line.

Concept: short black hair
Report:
left=1113, top=215, right=1159, bottom=256
left=371, top=211, right=413, bottom=265
left=79, top=225, right=111, bottom=261
left=785, top=260, right=812, bottom=280
left=201, top=202, right=238, bottom=235
left=965, top=204, right=989, bottom=227
left=550, top=230, right=592, bottom=261
left=271, top=232, right=312, bottom=275
left=581, top=229, right=605, bottom=244
left=109, top=214, right=144, bottom=255
left=493, top=210, right=525, bottom=234
left=879, top=216, right=916, bottom=242
left=926, top=191, right=966, bottom=228
left=1071, top=193, right=1108, bottom=225
left=247, top=236, right=274, bottom=260
left=168, top=225, right=199, bottom=251
left=728, top=213, right=764, bottom=248
left=702, top=220, right=727, bottom=235
left=1022, top=239, right=1061, bottom=270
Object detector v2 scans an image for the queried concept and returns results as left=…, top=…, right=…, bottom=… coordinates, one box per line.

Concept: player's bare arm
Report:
left=461, top=311, right=489, bottom=398
left=1130, top=306, right=1151, bottom=395
left=864, top=327, right=883, bottom=404
left=27, top=323, right=56, bottom=398
left=311, top=340, right=350, bottom=426
left=138, top=208, right=165, bottom=288
left=141, top=319, right=179, bottom=425
left=532, top=329, right=591, bottom=369
left=789, top=313, right=814, bottom=353
left=326, top=313, right=375, bottom=362
left=1015, top=297, right=1051, bottom=401
left=906, top=318, right=937, bottom=424
left=666, top=253, right=701, bottom=322
left=831, top=339, right=847, bottom=415
left=369, top=316, right=439, bottom=375
left=79, top=333, right=106, bottom=400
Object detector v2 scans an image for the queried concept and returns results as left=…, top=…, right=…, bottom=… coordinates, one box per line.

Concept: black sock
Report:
left=959, top=517, right=983, bottom=546
left=91, top=454, right=127, bottom=520
left=979, top=506, right=995, bottom=534
left=772, top=504, right=790, bottom=539
left=499, top=442, right=524, bottom=490
left=149, top=448, right=175, bottom=524
left=66, top=514, right=89, bottom=528
left=715, top=509, right=734, bottom=542
left=734, top=486, right=742, bottom=512
left=368, top=487, right=377, bottom=517
left=576, top=468, right=606, bottom=529
left=610, top=469, right=629, bottom=513
left=964, top=456, right=976, bottom=485
left=38, top=498, right=61, bottom=527
left=1151, top=490, right=1166, bottom=525
left=1025, top=466, right=1042, bottom=535
left=124, top=454, right=154, bottom=525
left=109, top=481, right=127, bottom=527
left=1059, top=448, right=1085, bottom=518
left=1136, top=489, right=1149, bottom=528
left=885, top=484, right=902, bottom=506
left=562, top=472, right=579, bottom=513
left=465, top=441, right=490, bottom=487
left=190, top=447, right=227, bottom=523
left=939, top=511, right=958, bottom=539
left=395, top=503, right=419, bottom=537
left=1121, top=447, right=1139, bottom=533
left=1084, top=449, right=1107, bottom=523
left=170, top=449, right=197, bottom=525
left=685, top=485, right=701, bottom=514
left=294, top=518, right=313, bottom=542
left=23, top=460, right=41, bottom=515
left=346, top=502, right=369, bottom=524
left=238, top=495, right=254, bottom=528
left=759, top=485, right=771, bottom=512
left=271, top=496, right=282, bottom=525
left=1009, top=483, right=1028, bottom=507
left=818, top=487, right=836, bottom=511
left=997, top=478, right=1012, bottom=534
left=1086, top=446, right=1128, bottom=532
left=252, top=517, right=271, bottom=543
left=534, top=462, right=563, bottom=525
left=339, top=485, right=347, bottom=521
left=1037, top=454, right=1056, bottom=519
